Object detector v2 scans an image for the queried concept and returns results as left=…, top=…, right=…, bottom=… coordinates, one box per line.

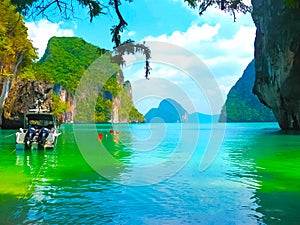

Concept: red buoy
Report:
left=98, top=133, right=103, bottom=141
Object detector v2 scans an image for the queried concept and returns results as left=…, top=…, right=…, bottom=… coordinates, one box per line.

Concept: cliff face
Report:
left=219, top=60, right=276, bottom=122
left=252, top=0, right=300, bottom=129
left=38, top=37, right=142, bottom=124
left=0, top=37, right=144, bottom=127
left=1, top=80, right=53, bottom=129
left=53, top=85, right=75, bottom=123
left=0, top=76, right=11, bottom=125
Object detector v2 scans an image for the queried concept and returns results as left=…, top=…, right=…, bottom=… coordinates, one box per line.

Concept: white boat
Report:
left=16, top=109, right=60, bottom=150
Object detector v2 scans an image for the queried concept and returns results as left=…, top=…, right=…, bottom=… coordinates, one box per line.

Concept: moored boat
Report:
left=16, top=109, right=60, bottom=150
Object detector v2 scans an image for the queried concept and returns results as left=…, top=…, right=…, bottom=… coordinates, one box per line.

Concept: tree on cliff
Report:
left=11, top=0, right=300, bottom=129
left=0, top=0, right=37, bottom=79
left=0, top=0, right=37, bottom=118
left=184, top=0, right=251, bottom=21
left=10, top=0, right=298, bottom=65
left=184, top=0, right=299, bottom=20
left=184, top=0, right=300, bottom=130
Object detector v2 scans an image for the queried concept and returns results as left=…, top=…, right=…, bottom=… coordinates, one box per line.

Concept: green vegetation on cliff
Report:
left=219, top=60, right=277, bottom=122
left=30, top=36, right=144, bottom=123
left=1, top=30, right=144, bottom=125
left=51, top=93, right=68, bottom=120
left=37, top=37, right=106, bottom=94
left=0, top=0, right=38, bottom=128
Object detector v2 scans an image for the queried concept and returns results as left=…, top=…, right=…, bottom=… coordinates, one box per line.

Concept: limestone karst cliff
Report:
left=252, top=0, right=300, bottom=129
left=219, top=60, right=276, bottom=122
left=145, top=98, right=188, bottom=123
left=1, top=80, right=53, bottom=129
left=0, top=37, right=144, bottom=128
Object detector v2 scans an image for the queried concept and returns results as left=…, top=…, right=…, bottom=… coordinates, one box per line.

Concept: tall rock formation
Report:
left=0, top=37, right=144, bottom=128
left=1, top=80, right=53, bottom=129
left=252, top=0, right=300, bottom=129
left=145, top=98, right=188, bottom=123
left=38, top=37, right=143, bottom=124
left=219, top=60, right=276, bottom=122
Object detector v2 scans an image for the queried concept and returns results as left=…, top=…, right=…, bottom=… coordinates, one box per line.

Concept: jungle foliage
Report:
left=36, top=36, right=145, bottom=123
left=0, top=0, right=37, bottom=78
left=219, top=60, right=277, bottom=122
left=1, top=0, right=144, bottom=123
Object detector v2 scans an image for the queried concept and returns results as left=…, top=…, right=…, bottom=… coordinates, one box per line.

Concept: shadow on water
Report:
left=224, top=123, right=300, bottom=225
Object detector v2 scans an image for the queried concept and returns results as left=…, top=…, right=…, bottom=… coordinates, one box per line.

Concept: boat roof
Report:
left=26, top=113, right=55, bottom=121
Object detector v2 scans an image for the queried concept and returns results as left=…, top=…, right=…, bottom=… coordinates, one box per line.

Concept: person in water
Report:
left=145, top=60, right=151, bottom=80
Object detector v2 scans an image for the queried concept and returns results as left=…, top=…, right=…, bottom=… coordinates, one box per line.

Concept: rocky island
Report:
left=252, top=0, right=300, bottom=129
left=0, top=37, right=145, bottom=128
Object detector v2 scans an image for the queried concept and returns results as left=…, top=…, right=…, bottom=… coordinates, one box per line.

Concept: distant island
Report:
left=219, top=60, right=277, bottom=122
left=145, top=98, right=219, bottom=123
left=145, top=60, right=278, bottom=124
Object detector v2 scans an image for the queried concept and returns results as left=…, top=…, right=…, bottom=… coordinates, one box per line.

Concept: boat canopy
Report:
left=25, top=113, right=57, bottom=128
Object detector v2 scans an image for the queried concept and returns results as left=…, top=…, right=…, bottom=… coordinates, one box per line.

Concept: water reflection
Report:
left=16, top=150, right=58, bottom=175
left=0, top=149, right=59, bottom=224
left=1, top=124, right=135, bottom=224
left=225, top=125, right=300, bottom=224
left=3, top=123, right=300, bottom=224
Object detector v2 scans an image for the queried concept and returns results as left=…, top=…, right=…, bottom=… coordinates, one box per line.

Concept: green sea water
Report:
left=0, top=123, right=300, bottom=224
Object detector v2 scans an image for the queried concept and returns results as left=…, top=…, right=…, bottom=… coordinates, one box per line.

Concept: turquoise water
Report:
left=1, top=123, right=300, bottom=224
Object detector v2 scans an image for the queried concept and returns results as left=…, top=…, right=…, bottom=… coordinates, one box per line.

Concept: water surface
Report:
left=0, top=123, right=300, bottom=224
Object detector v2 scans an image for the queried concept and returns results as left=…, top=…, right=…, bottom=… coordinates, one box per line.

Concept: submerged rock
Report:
left=1, top=80, right=53, bottom=129
left=252, top=0, right=300, bottom=129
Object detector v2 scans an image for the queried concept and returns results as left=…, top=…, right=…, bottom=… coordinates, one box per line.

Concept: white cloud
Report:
left=26, top=19, right=75, bottom=58
left=127, top=31, right=136, bottom=37
left=214, top=26, right=255, bottom=57
left=144, top=23, right=255, bottom=77
left=125, top=10, right=255, bottom=114
left=142, top=18, right=255, bottom=97
left=145, top=23, right=220, bottom=47
left=123, top=59, right=223, bottom=114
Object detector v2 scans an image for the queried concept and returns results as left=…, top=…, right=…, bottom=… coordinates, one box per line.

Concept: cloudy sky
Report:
left=25, top=0, right=255, bottom=114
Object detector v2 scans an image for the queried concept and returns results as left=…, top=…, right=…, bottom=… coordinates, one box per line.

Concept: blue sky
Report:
left=25, top=0, right=255, bottom=114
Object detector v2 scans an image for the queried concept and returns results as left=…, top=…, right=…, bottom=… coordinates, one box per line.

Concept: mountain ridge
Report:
left=145, top=98, right=219, bottom=123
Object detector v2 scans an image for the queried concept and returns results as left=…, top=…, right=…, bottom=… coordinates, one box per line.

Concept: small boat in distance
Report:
left=16, top=109, right=60, bottom=150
